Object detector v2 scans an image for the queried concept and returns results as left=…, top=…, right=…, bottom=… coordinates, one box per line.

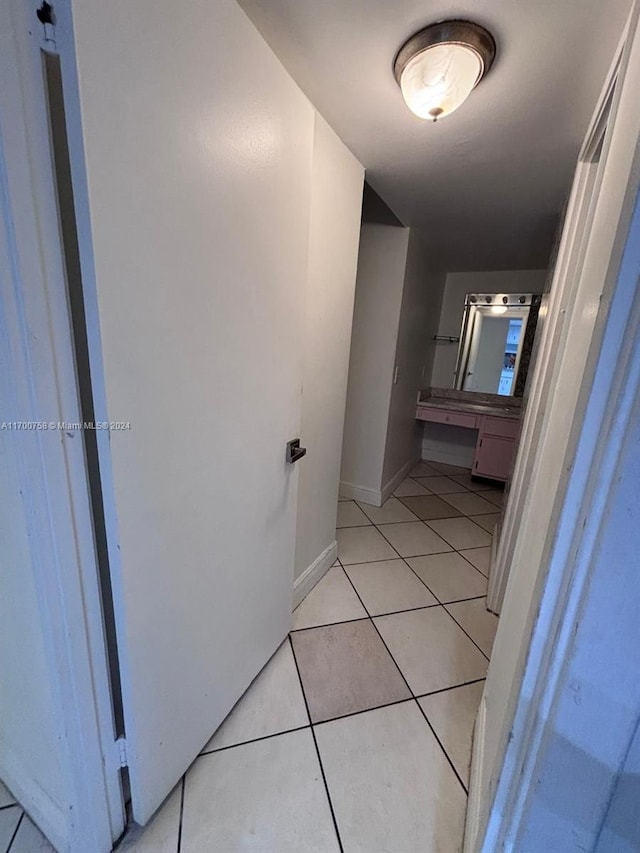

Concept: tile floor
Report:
left=0, top=781, right=55, bottom=853
left=2, top=461, right=501, bottom=853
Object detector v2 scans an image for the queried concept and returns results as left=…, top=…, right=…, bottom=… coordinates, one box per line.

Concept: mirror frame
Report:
left=454, top=293, right=541, bottom=396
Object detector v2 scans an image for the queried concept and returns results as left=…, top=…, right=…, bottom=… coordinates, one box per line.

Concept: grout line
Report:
left=441, top=605, right=491, bottom=662
left=339, top=571, right=414, bottom=696
left=291, top=602, right=446, bottom=634
left=421, top=517, right=492, bottom=553
left=6, top=810, right=24, bottom=853
left=415, top=677, right=486, bottom=700
left=414, top=701, right=469, bottom=794
left=339, top=549, right=450, bottom=565
left=288, top=636, right=344, bottom=853
left=371, top=521, right=454, bottom=561
left=340, top=515, right=493, bottom=659
left=456, top=549, right=491, bottom=580
left=360, top=531, right=490, bottom=666
left=0, top=803, right=19, bottom=812
left=341, top=568, right=469, bottom=797
left=365, top=513, right=465, bottom=524
left=308, top=725, right=344, bottom=853
left=175, top=775, right=186, bottom=853
left=198, top=724, right=310, bottom=756
left=312, top=696, right=416, bottom=728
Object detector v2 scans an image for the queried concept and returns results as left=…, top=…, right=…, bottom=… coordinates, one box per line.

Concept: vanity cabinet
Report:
left=416, top=404, right=520, bottom=483
left=474, top=416, right=519, bottom=480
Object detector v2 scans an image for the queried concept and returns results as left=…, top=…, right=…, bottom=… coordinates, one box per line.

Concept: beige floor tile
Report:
left=7, top=813, right=55, bottom=852
left=119, top=785, right=181, bottom=853
left=203, top=641, right=308, bottom=751
left=357, top=497, right=418, bottom=524
left=315, top=702, right=466, bottom=853
left=448, top=473, right=497, bottom=492
left=374, top=607, right=488, bottom=695
left=441, top=491, right=499, bottom=516
left=410, top=461, right=441, bottom=477
left=407, top=552, right=488, bottom=603
left=0, top=780, right=15, bottom=809
left=290, top=620, right=410, bottom=723
left=336, top=500, right=371, bottom=528
left=459, top=546, right=491, bottom=577
left=0, top=807, right=22, bottom=853
left=399, top=494, right=463, bottom=520
left=393, top=476, right=431, bottom=497
left=419, top=681, right=485, bottom=787
left=414, top=475, right=466, bottom=494
left=378, top=522, right=452, bottom=558
left=428, top=462, right=471, bottom=475
left=337, top=526, right=397, bottom=564
left=344, top=559, right=437, bottom=615
left=484, top=489, right=505, bottom=508
left=183, top=730, right=339, bottom=852
left=426, top=517, right=492, bottom=550
left=292, top=566, right=367, bottom=630
left=470, top=513, right=501, bottom=533
left=446, top=599, right=499, bottom=657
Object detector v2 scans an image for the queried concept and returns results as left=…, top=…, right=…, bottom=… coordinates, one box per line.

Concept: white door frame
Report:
left=486, top=35, right=623, bottom=615
left=467, top=3, right=640, bottom=849
left=0, top=1, right=124, bottom=850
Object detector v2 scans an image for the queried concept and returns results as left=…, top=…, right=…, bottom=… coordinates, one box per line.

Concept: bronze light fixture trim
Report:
left=394, top=20, right=496, bottom=121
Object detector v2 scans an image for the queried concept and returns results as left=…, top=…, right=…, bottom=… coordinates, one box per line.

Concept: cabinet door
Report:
left=474, top=435, right=514, bottom=481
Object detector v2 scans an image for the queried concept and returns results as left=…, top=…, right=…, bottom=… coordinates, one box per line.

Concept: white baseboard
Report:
left=338, top=480, right=383, bottom=507
left=421, top=445, right=475, bottom=469
left=464, top=692, right=487, bottom=853
left=340, top=458, right=419, bottom=508
left=381, top=458, right=416, bottom=504
left=293, top=540, right=337, bottom=609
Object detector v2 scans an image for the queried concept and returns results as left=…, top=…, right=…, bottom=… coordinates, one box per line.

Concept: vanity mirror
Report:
left=453, top=293, right=542, bottom=396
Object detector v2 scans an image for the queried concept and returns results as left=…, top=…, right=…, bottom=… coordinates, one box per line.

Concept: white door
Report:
left=467, top=3, right=640, bottom=850
left=52, top=0, right=314, bottom=826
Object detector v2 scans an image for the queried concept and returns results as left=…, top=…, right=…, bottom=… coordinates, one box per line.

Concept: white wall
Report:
left=294, top=115, right=364, bottom=592
left=382, top=232, right=445, bottom=487
left=431, top=269, right=548, bottom=389
left=340, top=224, right=409, bottom=501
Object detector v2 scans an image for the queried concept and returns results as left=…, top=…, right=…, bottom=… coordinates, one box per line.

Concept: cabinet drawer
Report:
left=417, top=406, right=478, bottom=429
left=482, top=416, right=519, bottom=438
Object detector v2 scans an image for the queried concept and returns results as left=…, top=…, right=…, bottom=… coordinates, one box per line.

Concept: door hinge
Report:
left=115, top=736, right=128, bottom=769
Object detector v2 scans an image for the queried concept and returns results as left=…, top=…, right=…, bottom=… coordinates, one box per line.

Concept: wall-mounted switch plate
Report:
left=393, top=366, right=400, bottom=385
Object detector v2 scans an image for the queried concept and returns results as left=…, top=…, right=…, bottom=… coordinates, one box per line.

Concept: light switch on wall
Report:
left=394, top=365, right=400, bottom=384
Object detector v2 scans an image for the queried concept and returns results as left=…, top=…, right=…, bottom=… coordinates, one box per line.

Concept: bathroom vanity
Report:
left=416, top=389, right=521, bottom=482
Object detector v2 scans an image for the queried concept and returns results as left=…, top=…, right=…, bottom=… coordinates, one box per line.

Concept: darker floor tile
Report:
left=398, top=494, right=464, bottom=520
left=290, top=620, right=410, bottom=723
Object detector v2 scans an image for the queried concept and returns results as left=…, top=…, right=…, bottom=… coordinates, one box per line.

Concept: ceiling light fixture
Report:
left=394, top=20, right=496, bottom=122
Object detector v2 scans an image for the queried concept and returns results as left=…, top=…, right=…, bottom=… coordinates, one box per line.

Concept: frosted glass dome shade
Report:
left=400, top=43, right=483, bottom=120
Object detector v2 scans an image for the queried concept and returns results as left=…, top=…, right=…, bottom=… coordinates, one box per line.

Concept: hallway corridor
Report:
left=113, top=460, right=502, bottom=852
left=0, top=463, right=501, bottom=853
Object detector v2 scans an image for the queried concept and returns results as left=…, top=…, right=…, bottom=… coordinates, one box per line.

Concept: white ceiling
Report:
left=237, top=0, right=631, bottom=270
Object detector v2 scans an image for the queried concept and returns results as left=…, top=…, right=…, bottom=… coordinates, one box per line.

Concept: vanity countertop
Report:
left=417, top=387, right=522, bottom=420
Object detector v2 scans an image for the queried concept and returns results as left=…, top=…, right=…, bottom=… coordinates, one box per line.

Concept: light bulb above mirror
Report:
left=394, top=20, right=496, bottom=122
